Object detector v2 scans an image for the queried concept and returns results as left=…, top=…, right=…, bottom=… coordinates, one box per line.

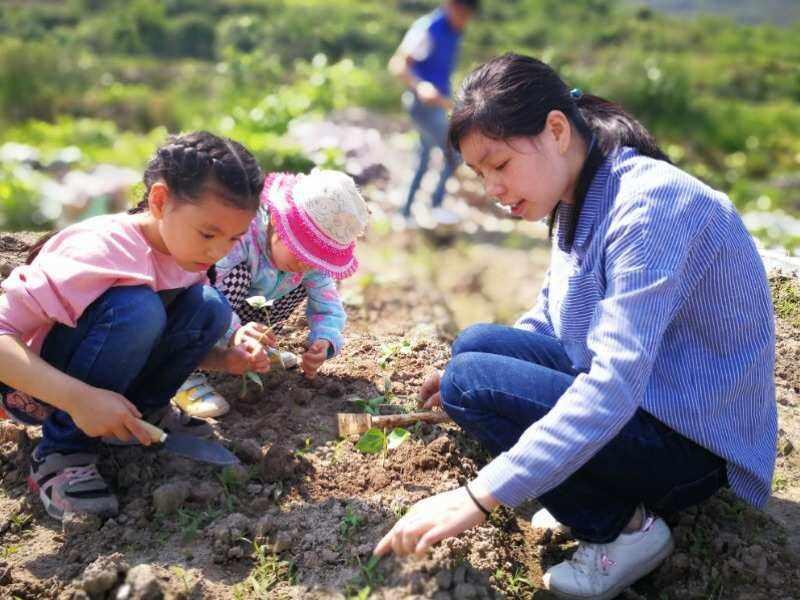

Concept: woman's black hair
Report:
left=448, top=53, right=670, bottom=249
left=27, top=131, right=264, bottom=265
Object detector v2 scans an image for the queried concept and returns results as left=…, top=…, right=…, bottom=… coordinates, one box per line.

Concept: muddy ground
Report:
left=1, top=223, right=799, bottom=600
left=1, top=111, right=800, bottom=599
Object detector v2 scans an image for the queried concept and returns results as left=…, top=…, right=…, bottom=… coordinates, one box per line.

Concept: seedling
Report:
left=493, top=567, right=534, bottom=597
left=294, top=437, right=313, bottom=456
left=233, top=537, right=295, bottom=599
left=9, top=512, right=31, bottom=531
left=354, top=396, right=384, bottom=415
left=239, top=296, right=282, bottom=398
left=339, top=506, right=365, bottom=539
left=377, top=340, right=412, bottom=369
left=170, top=565, right=194, bottom=596
left=355, top=427, right=410, bottom=455
left=0, top=545, right=20, bottom=559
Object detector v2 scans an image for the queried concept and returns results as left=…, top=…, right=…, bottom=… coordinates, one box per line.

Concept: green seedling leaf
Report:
left=386, top=427, right=410, bottom=450
left=356, top=428, right=386, bottom=454
left=355, top=396, right=384, bottom=415
left=245, top=371, right=264, bottom=390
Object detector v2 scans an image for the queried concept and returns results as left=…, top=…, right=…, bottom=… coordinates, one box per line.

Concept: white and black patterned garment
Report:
left=216, top=262, right=307, bottom=333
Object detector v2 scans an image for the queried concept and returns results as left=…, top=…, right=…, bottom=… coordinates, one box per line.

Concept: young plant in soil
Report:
left=233, top=538, right=295, bottom=599
left=376, top=339, right=412, bottom=400
left=339, top=506, right=365, bottom=540
left=355, top=427, right=410, bottom=455
left=240, top=296, right=283, bottom=398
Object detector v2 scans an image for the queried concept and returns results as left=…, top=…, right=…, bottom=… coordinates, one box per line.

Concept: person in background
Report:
left=389, top=0, right=479, bottom=228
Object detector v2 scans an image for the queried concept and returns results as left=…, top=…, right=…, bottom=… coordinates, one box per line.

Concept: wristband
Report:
left=465, top=484, right=491, bottom=518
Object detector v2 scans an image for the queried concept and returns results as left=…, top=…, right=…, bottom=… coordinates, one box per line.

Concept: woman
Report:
left=374, top=53, right=776, bottom=600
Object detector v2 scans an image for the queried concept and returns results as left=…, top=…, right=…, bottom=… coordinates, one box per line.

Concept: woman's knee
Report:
left=451, top=323, right=503, bottom=356
left=440, top=352, right=481, bottom=411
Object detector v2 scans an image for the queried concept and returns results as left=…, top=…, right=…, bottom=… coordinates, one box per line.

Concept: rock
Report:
left=228, top=546, right=245, bottom=559
left=321, top=548, right=339, bottom=563
left=152, top=481, right=191, bottom=515
left=63, top=512, right=103, bottom=538
left=254, top=515, right=276, bottom=539
left=246, top=483, right=264, bottom=495
left=0, top=262, right=13, bottom=278
left=209, top=513, right=251, bottom=545
left=325, top=383, right=344, bottom=398
left=234, top=438, right=264, bottom=464
left=0, top=561, right=11, bottom=585
left=778, top=437, right=794, bottom=456
left=303, top=550, right=321, bottom=567
left=80, top=554, right=127, bottom=598
left=260, top=444, right=298, bottom=481
left=292, top=388, right=312, bottom=406
left=123, top=564, right=162, bottom=600
left=189, top=481, right=223, bottom=505
left=453, top=583, right=478, bottom=600
left=270, top=531, right=293, bottom=553
left=428, top=435, right=453, bottom=456
left=453, top=564, right=467, bottom=585
left=116, top=463, right=141, bottom=489
left=436, top=569, right=454, bottom=590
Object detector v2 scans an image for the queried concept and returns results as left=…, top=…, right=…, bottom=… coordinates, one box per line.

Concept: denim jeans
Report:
left=402, top=94, right=460, bottom=217
left=16, top=284, right=231, bottom=457
left=440, top=323, right=728, bottom=543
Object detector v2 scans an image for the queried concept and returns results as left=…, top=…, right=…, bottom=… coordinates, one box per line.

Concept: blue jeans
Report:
left=440, top=323, right=727, bottom=543
left=24, top=284, right=230, bottom=457
left=402, top=94, right=460, bottom=217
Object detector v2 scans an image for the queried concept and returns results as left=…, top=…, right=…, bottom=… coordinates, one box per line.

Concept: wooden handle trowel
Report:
left=337, top=410, right=452, bottom=436
left=137, top=419, right=240, bottom=466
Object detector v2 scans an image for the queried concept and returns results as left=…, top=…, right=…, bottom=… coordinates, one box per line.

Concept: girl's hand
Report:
left=222, top=343, right=271, bottom=375
left=373, top=485, right=497, bottom=558
left=70, top=387, right=151, bottom=445
left=232, top=322, right=276, bottom=349
left=419, top=369, right=443, bottom=409
left=301, top=340, right=330, bottom=379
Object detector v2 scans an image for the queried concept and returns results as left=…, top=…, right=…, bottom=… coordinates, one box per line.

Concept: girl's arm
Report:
left=0, top=335, right=151, bottom=444
left=302, top=272, right=346, bottom=357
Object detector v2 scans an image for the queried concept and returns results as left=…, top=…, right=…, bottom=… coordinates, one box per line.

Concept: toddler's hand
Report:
left=71, top=387, right=151, bottom=445
left=301, top=340, right=330, bottom=379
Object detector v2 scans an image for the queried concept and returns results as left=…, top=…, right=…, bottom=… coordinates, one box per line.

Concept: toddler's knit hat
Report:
left=262, top=169, right=369, bottom=279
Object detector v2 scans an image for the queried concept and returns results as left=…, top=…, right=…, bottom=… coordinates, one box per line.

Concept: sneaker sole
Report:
left=547, top=535, right=675, bottom=600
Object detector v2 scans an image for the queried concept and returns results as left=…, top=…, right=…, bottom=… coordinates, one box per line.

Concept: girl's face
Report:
left=150, top=185, right=255, bottom=272
left=459, top=112, right=577, bottom=222
left=269, top=224, right=313, bottom=273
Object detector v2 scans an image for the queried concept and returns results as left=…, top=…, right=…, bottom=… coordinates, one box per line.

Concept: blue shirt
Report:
left=405, top=9, right=461, bottom=97
left=474, top=147, right=777, bottom=509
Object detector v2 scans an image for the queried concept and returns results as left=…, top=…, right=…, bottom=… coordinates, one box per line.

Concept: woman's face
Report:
left=459, top=115, right=575, bottom=222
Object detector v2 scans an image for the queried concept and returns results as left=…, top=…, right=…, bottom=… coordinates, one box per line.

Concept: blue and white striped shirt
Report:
left=473, top=147, right=777, bottom=509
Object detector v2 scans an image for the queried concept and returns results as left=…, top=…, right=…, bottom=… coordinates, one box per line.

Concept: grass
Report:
left=493, top=566, right=535, bottom=598
left=232, top=538, right=295, bottom=600
left=345, top=555, right=383, bottom=597
left=771, top=275, right=800, bottom=327
left=339, top=506, right=365, bottom=540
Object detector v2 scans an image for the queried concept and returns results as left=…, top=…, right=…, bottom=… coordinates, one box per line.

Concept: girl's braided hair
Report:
left=27, top=131, right=264, bottom=264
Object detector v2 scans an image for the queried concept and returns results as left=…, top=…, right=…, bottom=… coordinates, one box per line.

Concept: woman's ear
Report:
left=546, top=110, right=572, bottom=156
left=148, top=182, right=169, bottom=219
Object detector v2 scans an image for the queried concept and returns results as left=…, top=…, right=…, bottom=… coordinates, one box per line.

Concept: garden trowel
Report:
left=337, top=410, right=452, bottom=436
left=136, top=419, right=239, bottom=466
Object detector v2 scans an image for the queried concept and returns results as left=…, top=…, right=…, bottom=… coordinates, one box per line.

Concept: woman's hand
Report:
left=70, top=387, right=152, bottom=445
left=301, top=340, right=330, bottom=379
left=419, top=369, right=443, bottom=409
left=373, top=485, right=498, bottom=558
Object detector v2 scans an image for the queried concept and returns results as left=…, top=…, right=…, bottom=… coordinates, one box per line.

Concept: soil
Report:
left=1, top=114, right=799, bottom=599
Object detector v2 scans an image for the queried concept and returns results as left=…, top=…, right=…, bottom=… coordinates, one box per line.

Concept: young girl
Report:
left=375, top=54, right=776, bottom=600
left=172, top=169, right=369, bottom=418
left=0, top=131, right=273, bottom=521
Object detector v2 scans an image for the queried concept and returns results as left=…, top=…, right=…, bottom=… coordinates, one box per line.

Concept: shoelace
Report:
left=63, top=464, right=100, bottom=485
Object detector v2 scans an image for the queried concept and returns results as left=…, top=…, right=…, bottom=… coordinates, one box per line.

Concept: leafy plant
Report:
left=232, top=538, right=295, bottom=600
left=355, top=427, right=410, bottom=455
left=354, top=396, right=384, bottom=415
left=240, top=370, right=264, bottom=399
left=339, top=506, right=364, bottom=539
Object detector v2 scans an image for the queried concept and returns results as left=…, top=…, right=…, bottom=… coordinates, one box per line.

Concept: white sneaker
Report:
left=543, top=514, right=673, bottom=600
left=172, top=373, right=230, bottom=418
left=430, top=206, right=462, bottom=226
left=531, top=507, right=570, bottom=535
left=279, top=350, right=299, bottom=369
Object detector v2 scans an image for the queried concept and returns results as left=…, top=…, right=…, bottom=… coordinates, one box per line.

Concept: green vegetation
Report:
left=0, top=0, right=797, bottom=248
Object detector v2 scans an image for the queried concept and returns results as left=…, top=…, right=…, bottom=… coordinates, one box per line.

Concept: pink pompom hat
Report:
left=261, top=169, right=369, bottom=279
